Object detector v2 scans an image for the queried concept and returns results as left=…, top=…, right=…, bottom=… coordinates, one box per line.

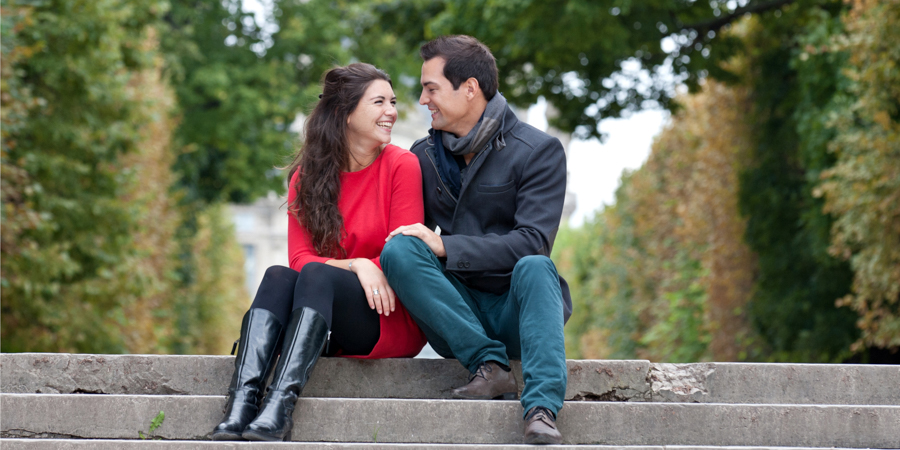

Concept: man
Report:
left=380, top=35, right=571, bottom=445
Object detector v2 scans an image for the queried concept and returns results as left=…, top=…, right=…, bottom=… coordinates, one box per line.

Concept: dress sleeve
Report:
left=287, top=171, right=330, bottom=271
left=373, top=149, right=424, bottom=270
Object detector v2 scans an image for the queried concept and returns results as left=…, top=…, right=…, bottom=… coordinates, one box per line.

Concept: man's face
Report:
left=419, top=57, right=470, bottom=136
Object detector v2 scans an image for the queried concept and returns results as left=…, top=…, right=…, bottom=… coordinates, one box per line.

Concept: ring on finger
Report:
left=373, top=288, right=380, bottom=296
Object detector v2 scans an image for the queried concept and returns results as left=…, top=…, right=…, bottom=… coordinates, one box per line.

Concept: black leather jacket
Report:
left=411, top=104, right=572, bottom=322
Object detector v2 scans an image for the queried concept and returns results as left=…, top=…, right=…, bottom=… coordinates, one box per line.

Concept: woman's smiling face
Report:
left=346, top=79, right=397, bottom=150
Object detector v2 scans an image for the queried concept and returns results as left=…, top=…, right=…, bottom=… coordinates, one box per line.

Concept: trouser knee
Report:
left=381, top=234, right=434, bottom=274
left=510, top=255, right=563, bottom=308
left=511, top=255, right=557, bottom=285
left=380, top=235, right=445, bottom=316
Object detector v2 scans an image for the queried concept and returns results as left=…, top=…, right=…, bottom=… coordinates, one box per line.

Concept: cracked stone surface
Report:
left=1, top=430, right=81, bottom=439
left=648, top=363, right=714, bottom=403
left=566, top=360, right=651, bottom=402
left=0, top=354, right=225, bottom=396
left=2, top=354, right=653, bottom=401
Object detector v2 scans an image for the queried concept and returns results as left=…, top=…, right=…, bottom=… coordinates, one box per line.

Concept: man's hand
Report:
left=386, top=223, right=446, bottom=257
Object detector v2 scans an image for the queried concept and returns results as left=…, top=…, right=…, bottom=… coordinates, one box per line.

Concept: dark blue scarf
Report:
left=431, top=93, right=508, bottom=198
left=433, top=130, right=467, bottom=198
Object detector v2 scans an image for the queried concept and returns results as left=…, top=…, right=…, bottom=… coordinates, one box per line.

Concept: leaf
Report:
left=149, top=411, right=165, bottom=433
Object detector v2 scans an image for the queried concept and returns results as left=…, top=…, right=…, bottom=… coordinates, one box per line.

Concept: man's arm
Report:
left=389, top=136, right=567, bottom=272
left=440, top=137, right=567, bottom=273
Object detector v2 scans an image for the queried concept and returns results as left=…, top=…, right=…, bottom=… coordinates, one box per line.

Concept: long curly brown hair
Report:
left=286, top=63, right=392, bottom=258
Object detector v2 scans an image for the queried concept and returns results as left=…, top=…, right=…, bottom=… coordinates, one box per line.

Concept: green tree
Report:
left=2, top=1, right=245, bottom=354
left=1, top=0, right=169, bottom=352
left=367, top=0, right=805, bottom=139
left=553, top=197, right=644, bottom=360
left=737, top=3, right=858, bottom=362
left=162, top=0, right=301, bottom=204
left=818, top=0, right=900, bottom=352
left=551, top=2, right=892, bottom=362
left=159, top=0, right=428, bottom=204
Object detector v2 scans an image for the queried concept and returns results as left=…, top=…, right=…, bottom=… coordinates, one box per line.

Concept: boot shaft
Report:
left=230, top=308, right=284, bottom=394
left=242, top=307, right=330, bottom=442
left=267, top=307, right=329, bottom=396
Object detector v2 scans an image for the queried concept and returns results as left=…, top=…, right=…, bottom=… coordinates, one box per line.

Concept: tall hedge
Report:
left=555, top=0, right=899, bottom=362
left=2, top=0, right=243, bottom=354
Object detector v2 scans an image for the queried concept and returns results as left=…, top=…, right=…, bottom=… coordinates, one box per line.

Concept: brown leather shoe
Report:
left=524, top=406, right=563, bottom=445
left=450, top=361, right=518, bottom=400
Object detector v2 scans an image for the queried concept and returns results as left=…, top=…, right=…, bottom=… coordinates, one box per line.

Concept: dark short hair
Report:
left=420, top=35, right=498, bottom=100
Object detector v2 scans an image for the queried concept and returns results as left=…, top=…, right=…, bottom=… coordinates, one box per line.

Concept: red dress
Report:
left=287, top=144, right=427, bottom=358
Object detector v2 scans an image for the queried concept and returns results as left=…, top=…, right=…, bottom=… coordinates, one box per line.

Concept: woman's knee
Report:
left=258, top=265, right=300, bottom=293
left=263, top=265, right=297, bottom=280
left=296, top=262, right=331, bottom=286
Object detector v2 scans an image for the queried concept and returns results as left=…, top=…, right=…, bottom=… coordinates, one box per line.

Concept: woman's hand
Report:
left=348, top=258, right=395, bottom=316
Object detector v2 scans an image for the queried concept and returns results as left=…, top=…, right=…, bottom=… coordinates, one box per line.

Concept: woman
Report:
left=211, top=63, right=426, bottom=442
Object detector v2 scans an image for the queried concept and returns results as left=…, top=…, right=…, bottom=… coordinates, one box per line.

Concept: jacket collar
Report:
left=499, top=102, right=519, bottom=136
left=426, top=102, right=517, bottom=151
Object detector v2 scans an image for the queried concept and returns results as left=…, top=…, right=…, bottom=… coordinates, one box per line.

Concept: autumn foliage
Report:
left=556, top=1, right=899, bottom=362
left=818, top=0, right=900, bottom=351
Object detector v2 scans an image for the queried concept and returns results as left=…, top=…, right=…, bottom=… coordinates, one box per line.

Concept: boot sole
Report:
left=524, top=433, right=563, bottom=445
left=242, top=429, right=292, bottom=442
left=210, top=430, right=245, bottom=441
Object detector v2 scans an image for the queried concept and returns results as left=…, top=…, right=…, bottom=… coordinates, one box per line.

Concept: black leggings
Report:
left=249, top=263, right=380, bottom=356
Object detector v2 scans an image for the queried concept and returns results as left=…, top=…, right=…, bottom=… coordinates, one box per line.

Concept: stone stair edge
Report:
left=0, top=439, right=868, bottom=450
left=4, top=352, right=900, bottom=405
left=2, top=394, right=898, bottom=447
left=9, top=351, right=900, bottom=367
left=7, top=392, right=900, bottom=408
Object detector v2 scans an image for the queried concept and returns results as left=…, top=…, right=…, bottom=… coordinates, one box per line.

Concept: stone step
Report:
left=2, top=394, right=898, bottom=447
left=0, top=439, right=861, bottom=450
left=3, top=353, right=899, bottom=405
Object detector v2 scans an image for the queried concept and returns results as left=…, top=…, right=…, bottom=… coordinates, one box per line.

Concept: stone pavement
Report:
left=1, top=353, right=898, bottom=448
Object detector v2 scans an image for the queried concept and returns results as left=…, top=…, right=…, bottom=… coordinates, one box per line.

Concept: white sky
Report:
left=527, top=99, right=669, bottom=227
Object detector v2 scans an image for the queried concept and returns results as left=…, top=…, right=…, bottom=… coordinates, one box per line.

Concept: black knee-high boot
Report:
left=242, top=307, right=328, bottom=442
left=211, top=308, right=284, bottom=440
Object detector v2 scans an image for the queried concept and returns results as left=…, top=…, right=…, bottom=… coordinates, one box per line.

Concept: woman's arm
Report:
left=354, top=151, right=424, bottom=314
left=346, top=151, right=423, bottom=315
left=287, top=151, right=424, bottom=316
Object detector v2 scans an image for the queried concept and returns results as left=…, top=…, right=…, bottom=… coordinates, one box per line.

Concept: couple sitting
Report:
left=211, top=35, right=572, bottom=445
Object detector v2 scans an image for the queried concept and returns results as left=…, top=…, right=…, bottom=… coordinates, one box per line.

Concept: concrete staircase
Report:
left=1, top=353, right=898, bottom=449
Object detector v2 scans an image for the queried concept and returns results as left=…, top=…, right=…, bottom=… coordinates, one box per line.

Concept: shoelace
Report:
left=526, top=406, right=556, bottom=425
left=468, top=362, right=494, bottom=382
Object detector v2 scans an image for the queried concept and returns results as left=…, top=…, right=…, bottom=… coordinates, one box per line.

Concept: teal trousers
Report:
left=381, top=235, right=567, bottom=416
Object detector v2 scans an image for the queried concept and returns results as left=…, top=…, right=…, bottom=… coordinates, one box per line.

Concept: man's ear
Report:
left=464, top=77, right=481, bottom=100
